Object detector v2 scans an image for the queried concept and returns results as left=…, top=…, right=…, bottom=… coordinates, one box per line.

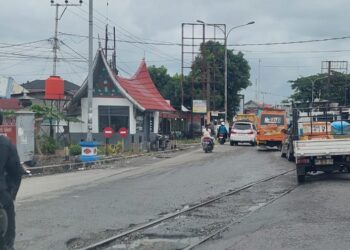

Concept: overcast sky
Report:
left=1, top=0, right=350, bottom=104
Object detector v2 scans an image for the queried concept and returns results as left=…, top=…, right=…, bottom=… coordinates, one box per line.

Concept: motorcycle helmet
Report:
left=221, top=121, right=225, bottom=125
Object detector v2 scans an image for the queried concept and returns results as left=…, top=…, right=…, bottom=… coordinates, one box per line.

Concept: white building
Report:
left=67, top=49, right=175, bottom=144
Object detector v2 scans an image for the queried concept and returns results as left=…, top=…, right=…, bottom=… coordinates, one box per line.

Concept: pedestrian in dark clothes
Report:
left=0, top=111, right=24, bottom=250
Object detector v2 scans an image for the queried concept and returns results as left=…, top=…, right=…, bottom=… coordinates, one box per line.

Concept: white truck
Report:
left=292, top=107, right=350, bottom=183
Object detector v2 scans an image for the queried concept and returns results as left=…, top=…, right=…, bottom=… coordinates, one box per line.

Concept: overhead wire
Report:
left=79, top=2, right=183, bottom=64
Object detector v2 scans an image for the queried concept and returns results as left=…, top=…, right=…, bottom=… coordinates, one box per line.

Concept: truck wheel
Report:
left=297, top=175, right=305, bottom=184
left=230, top=141, right=234, bottom=146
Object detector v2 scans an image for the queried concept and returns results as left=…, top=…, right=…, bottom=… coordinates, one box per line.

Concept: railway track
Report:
left=76, top=169, right=296, bottom=250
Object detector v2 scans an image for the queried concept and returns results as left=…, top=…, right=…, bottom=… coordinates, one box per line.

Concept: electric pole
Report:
left=50, top=0, right=83, bottom=76
left=86, top=0, right=93, bottom=141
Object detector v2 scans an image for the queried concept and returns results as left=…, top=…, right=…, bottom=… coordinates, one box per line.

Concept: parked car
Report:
left=230, top=121, right=257, bottom=146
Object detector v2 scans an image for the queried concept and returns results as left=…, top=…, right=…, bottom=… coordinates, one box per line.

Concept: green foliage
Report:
left=97, top=146, right=105, bottom=155
left=190, top=41, right=251, bottom=118
left=290, top=72, right=350, bottom=105
left=2, top=110, right=15, bottom=117
left=30, top=104, right=82, bottom=138
left=149, top=41, right=251, bottom=119
left=148, top=65, right=181, bottom=109
left=40, top=136, right=58, bottom=155
left=69, top=144, right=81, bottom=156
left=98, top=141, right=123, bottom=156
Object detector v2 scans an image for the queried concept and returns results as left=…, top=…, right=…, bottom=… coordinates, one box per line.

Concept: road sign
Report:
left=118, top=127, right=128, bottom=138
left=103, top=127, right=114, bottom=138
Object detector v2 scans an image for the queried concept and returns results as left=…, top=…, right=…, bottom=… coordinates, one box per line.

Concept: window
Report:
left=98, top=106, right=129, bottom=132
left=234, top=123, right=252, bottom=130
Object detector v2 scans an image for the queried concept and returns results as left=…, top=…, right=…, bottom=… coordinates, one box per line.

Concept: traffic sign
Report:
left=118, top=127, right=128, bottom=138
left=103, top=127, right=114, bottom=138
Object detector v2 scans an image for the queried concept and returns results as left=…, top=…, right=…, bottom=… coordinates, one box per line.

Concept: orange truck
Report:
left=256, top=108, right=287, bottom=149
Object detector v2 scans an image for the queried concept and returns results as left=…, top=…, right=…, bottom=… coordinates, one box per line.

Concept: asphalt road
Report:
left=199, top=173, right=350, bottom=250
left=15, top=143, right=293, bottom=250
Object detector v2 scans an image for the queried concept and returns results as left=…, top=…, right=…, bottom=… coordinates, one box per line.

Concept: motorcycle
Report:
left=218, top=133, right=226, bottom=145
left=202, top=137, right=214, bottom=153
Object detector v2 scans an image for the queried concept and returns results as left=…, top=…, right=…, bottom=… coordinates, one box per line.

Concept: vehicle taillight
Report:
left=231, top=129, right=237, bottom=134
left=297, top=158, right=310, bottom=164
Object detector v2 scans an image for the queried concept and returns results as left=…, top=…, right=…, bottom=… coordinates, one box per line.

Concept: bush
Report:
left=40, top=136, right=58, bottom=155
left=99, top=141, right=123, bottom=155
left=69, top=144, right=81, bottom=156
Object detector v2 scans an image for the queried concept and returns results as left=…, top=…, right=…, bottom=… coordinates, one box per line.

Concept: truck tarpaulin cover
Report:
left=331, top=121, right=350, bottom=134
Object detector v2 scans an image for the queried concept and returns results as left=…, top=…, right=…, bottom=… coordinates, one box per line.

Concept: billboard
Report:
left=0, top=76, right=14, bottom=98
left=193, top=100, right=207, bottom=113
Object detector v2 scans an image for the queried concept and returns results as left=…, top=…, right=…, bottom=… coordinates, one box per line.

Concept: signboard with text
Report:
left=192, top=100, right=207, bottom=113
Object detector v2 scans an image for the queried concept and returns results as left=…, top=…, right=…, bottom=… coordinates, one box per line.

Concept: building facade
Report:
left=67, top=49, right=175, bottom=147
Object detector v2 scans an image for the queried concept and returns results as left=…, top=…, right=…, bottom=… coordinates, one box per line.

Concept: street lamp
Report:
left=197, top=20, right=254, bottom=122
left=310, top=76, right=328, bottom=104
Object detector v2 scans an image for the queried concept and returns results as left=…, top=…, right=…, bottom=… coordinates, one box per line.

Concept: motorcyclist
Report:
left=217, top=121, right=228, bottom=139
left=201, top=123, right=214, bottom=144
left=0, top=111, right=24, bottom=250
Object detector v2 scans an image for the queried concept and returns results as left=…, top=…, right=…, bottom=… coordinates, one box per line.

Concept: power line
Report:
left=0, top=39, right=51, bottom=49
left=59, top=32, right=180, bottom=45
left=230, top=35, right=350, bottom=47
left=59, top=31, right=350, bottom=49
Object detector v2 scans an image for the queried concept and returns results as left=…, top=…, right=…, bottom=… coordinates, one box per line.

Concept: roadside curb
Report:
left=25, top=144, right=199, bottom=177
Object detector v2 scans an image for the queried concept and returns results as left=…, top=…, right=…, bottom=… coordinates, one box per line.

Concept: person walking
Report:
left=0, top=111, right=24, bottom=250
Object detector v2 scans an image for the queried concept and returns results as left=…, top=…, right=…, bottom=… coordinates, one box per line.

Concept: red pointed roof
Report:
left=70, top=50, right=175, bottom=113
left=116, top=60, right=175, bottom=112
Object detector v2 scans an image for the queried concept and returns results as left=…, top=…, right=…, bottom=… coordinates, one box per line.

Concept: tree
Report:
left=189, top=41, right=251, bottom=119
left=148, top=41, right=251, bottom=119
left=148, top=65, right=181, bottom=109
left=290, top=72, right=350, bottom=105
left=30, top=104, right=81, bottom=154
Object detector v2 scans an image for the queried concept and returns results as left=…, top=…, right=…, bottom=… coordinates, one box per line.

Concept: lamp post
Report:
left=310, top=76, right=327, bottom=104
left=196, top=20, right=254, bottom=122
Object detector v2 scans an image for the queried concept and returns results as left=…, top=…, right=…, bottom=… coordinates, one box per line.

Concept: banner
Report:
left=193, top=100, right=207, bottom=113
left=0, top=76, right=14, bottom=98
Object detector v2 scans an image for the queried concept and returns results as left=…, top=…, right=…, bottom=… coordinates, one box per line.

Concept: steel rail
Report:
left=183, top=186, right=296, bottom=250
left=79, top=169, right=295, bottom=250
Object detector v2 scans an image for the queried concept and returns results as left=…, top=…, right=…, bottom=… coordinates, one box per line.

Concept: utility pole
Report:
left=87, top=0, right=93, bottom=141
left=50, top=0, right=83, bottom=76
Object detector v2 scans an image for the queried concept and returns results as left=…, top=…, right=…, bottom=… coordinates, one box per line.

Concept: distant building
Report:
left=21, top=79, right=79, bottom=105
left=244, top=100, right=272, bottom=115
